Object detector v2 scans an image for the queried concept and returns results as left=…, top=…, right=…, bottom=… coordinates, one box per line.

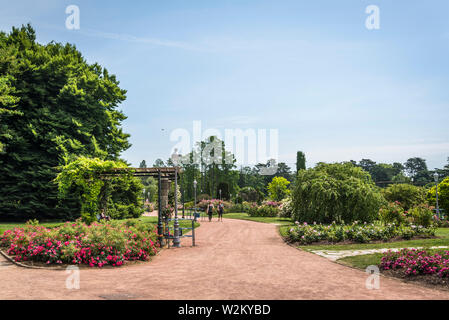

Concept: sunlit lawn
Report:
left=223, top=212, right=294, bottom=226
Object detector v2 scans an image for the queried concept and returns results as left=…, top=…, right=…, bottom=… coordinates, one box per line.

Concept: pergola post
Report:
left=173, top=167, right=181, bottom=248
left=157, top=170, right=164, bottom=247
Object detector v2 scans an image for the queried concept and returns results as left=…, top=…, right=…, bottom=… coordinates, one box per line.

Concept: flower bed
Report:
left=0, top=219, right=158, bottom=268
left=380, top=248, right=449, bottom=278
left=286, top=221, right=435, bottom=245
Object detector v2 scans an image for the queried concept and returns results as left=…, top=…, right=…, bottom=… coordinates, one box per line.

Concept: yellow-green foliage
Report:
left=267, top=177, right=290, bottom=201
left=55, top=157, right=143, bottom=223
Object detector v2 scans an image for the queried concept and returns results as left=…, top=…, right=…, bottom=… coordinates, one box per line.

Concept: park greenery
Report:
left=0, top=25, right=131, bottom=221
left=55, top=157, right=144, bottom=224
left=2, top=24, right=449, bottom=278
left=287, top=221, right=435, bottom=245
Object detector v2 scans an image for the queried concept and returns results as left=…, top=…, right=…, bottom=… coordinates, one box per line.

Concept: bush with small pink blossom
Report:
left=380, top=248, right=449, bottom=278
left=0, top=219, right=158, bottom=268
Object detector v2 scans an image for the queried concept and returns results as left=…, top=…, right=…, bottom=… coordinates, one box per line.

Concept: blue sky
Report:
left=1, top=0, right=448, bottom=169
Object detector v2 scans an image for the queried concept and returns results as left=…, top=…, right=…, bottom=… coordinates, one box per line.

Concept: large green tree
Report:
left=0, top=25, right=130, bottom=220
left=292, top=162, right=385, bottom=223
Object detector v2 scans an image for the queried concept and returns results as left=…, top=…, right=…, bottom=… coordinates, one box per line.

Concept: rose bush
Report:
left=0, top=219, right=158, bottom=267
left=379, top=202, right=407, bottom=225
left=380, top=248, right=449, bottom=278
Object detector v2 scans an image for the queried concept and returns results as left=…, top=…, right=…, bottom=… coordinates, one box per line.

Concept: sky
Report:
left=1, top=0, right=448, bottom=170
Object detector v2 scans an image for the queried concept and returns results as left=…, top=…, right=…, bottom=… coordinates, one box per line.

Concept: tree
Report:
left=179, top=136, right=239, bottom=201
left=153, top=159, right=165, bottom=167
left=139, top=160, right=147, bottom=168
left=238, top=186, right=263, bottom=203
left=0, top=25, right=130, bottom=221
left=292, top=162, right=385, bottom=223
left=276, top=162, right=293, bottom=182
left=296, top=151, right=306, bottom=172
left=267, top=176, right=291, bottom=201
left=404, top=157, right=430, bottom=185
left=358, top=159, right=377, bottom=175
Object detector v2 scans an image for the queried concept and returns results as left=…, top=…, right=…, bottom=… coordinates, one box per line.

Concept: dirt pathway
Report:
left=1, top=218, right=449, bottom=300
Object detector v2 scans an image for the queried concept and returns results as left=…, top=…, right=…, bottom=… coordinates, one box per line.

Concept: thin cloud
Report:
left=80, top=28, right=202, bottom=51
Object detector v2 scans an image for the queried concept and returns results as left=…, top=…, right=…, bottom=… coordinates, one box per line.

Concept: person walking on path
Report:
left=218, top=201, right=224, bottom=222
left=207, top=201, right=214, bottom=222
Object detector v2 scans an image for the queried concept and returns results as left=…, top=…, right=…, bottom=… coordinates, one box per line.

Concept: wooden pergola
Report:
left=101, top=167, right=184, bottom=247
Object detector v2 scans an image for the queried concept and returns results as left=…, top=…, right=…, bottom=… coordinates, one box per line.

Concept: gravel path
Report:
left=1, top=218, right=449, bottom=300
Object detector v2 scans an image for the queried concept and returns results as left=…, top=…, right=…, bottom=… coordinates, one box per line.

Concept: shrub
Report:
left=379, top=202, right=407, bottom=225
left=0, top=219, right=158, bottom=267
left=248, top=203, right=280, bottom=217
left=279, top=197, right=293, bottom=218
left=226, top=202, right=252, bottom=213
left=382, top=184, right=427, bottom=211
left=380, top=248, right=449, bottom=278
left=287, top=221, right=435, bottom=245
left=409, top=204, right=434, bottom=227
left=292, top=162, right=385, bottom=224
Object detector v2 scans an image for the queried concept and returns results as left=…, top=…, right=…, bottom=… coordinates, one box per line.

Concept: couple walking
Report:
left=206, top=201, right=224, bottom=222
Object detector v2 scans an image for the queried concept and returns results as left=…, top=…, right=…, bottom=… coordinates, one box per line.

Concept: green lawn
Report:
left=337, top=253, right=385, bottom=269
left=222, top=212, right=294, bottom=226
left=296, top=228, right=449, bottom=252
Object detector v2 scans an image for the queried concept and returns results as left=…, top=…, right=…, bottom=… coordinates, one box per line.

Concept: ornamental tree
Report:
left=267, top=176, right=291, bottom=201
left=292, top=162, right=385, bottom=223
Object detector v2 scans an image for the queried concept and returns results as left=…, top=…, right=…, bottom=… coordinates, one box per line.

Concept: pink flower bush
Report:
left=380, top=248, right=449, bottom=278
left=0, top=219, right=158, bottom=268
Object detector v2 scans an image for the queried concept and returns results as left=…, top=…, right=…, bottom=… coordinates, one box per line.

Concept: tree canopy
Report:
left=0, top=25, right=130, bottom=220
left=292, top=162, right=385, bottom=223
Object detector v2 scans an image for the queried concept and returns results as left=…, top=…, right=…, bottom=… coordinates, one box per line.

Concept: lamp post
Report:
left=142, top=189, right=146, bottom=211
left=219, top=189, right=222, bottom=201
left=194, top=180, right=197, bottom=221
left=435, top=172, right=440, bottom=218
